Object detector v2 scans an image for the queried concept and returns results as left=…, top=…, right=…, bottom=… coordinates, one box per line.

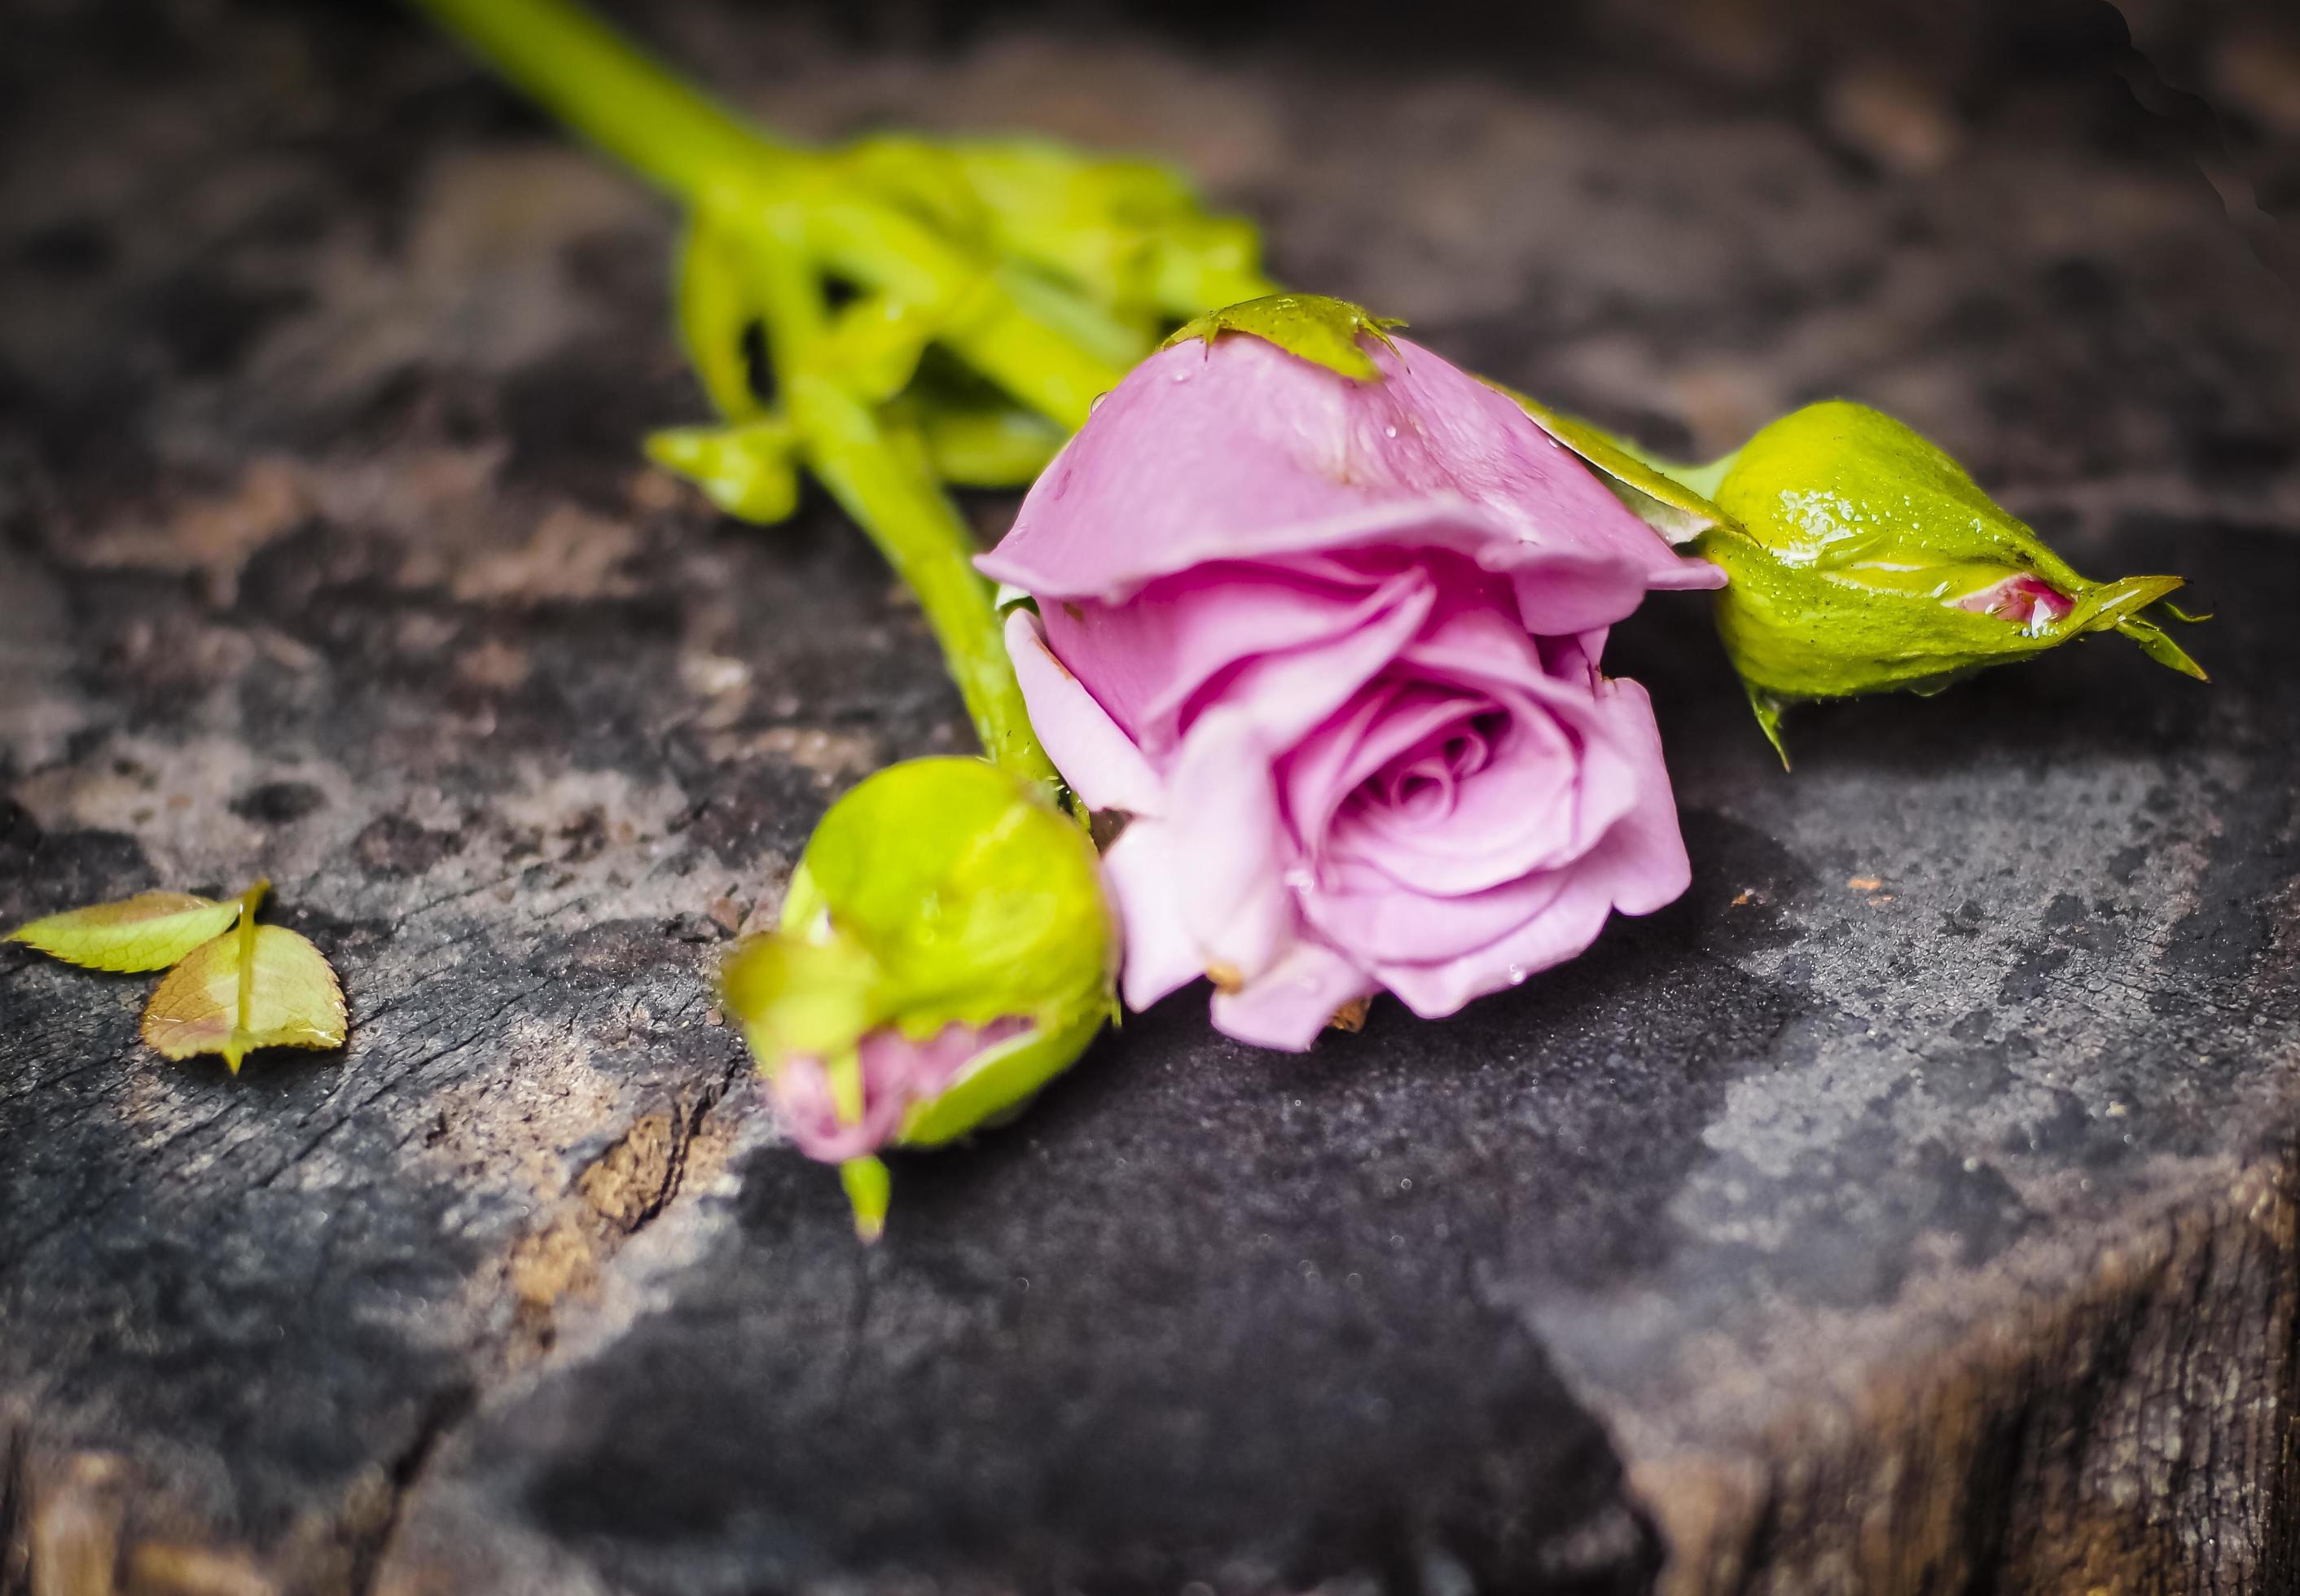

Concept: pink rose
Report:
left=979, top=329, right=1723, bottom=1050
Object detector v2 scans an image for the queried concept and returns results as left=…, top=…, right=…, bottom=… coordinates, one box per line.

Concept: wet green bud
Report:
left=1692, top=401, right=2205, bottom=762
left=720, top=757, right=1115, bottom=1239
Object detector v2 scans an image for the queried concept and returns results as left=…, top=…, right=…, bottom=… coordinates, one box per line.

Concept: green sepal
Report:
left=719, top=928, right=884, bottom=1063
left=840, top=1155, right=893, bottom=1243
left=1742, top=682, right=1791, bottom=770
left=779, top=757, right=1111, bottom=1036
left=1165, top=292, right=1405, bottom=383
left=645, top=419, right=801, bottom=523
left=1697, top=401, right=2207, bottom=753
left=1487, top=383, right=1729, bottom=546
left=2116, top=615, right=2208, bottom=680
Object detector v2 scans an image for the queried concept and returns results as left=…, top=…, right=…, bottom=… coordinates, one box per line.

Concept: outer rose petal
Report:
left=1101, top=820, right=1202, bottom=1011
left=1040, top=561, right=1430, bottom=752
left=1302, top=862, right=1572, bottom=967
left=979, top=334, right=1715, bottom=608
left=1210, top=939, right=1374, bottom=1052
left=1004, top=607, right=1165, bottom=816
left=1572, top=676, right=1696, bottom=918
left=1158, top=708, right=1296, bottom=984
left=1372, top=874, right=1622, bottom=1019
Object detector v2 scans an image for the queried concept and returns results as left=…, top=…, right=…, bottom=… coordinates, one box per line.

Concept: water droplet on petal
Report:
left=1383, top=424, right=1398, bottom=439
left=1507, top=963, right=1529, bottom=985
left=1089, top=392, right=1108, bottom=414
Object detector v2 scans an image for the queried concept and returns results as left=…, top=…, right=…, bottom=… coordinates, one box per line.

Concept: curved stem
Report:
left=410, top=0, right=789, bottom=201
left=413, top=0, right=1084, bottom=783
left=751, top=217, right=1058, bottom=784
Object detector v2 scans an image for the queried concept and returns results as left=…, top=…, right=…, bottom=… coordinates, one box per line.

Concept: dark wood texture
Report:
left=2, top=3, right=2298, bottom=1593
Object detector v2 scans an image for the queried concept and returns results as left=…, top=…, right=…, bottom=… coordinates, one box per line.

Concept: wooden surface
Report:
left=3, top=3, right=2298, bottom=1592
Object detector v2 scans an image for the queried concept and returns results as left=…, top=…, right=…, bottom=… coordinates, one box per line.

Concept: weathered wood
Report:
left=2, top=2, right=2298, bottom=1593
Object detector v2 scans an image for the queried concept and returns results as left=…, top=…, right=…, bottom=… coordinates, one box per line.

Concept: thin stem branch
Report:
left=751, top=215, right=1058, bottom=783
left=410, top=0, right=788, bottom=201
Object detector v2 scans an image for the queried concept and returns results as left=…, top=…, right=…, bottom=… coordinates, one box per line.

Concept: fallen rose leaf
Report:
left=7, top=892, right=245, bottom=973
left=140, top=884, right=346, bottom=1073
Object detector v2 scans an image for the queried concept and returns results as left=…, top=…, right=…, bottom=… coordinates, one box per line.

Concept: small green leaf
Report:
left=140, top=884, right=346, bottom=1074
left=1165, top=292, right=1405, bottom=383
left=7, top=891, right=244, bottom=973
left=646, top=419, right=801, bottom=523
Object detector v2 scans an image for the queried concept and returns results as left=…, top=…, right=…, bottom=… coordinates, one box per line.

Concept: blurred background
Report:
left=2, top=0, right=2294, bottom=786
left=3, top=0, right=2294, bottom=492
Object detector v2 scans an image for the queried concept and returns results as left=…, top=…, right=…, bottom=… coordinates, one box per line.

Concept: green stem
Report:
left=410, top=0, right=789, bottom=201
left=413, top=0, right=1135, bottom=429
left=418, top=0, right=1064, bottom=783
left=753, top=217, right=1059, bottom=784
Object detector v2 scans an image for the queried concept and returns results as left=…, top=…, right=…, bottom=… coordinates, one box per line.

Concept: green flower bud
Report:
left=1692, top=401, right=2205, bottom=762
left=720, top=757, right=1115, bottom=1239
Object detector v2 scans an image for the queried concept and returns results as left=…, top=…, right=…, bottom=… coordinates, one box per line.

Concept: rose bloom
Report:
left=979, top=329, right=1723, bottom=1049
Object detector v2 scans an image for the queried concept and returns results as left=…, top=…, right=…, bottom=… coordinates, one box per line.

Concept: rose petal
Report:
left=1302, top=857, right=1573, bottom=965
left=981, top=334, right=1715, bottom=610
left=1005, top=607, right=1165, bottom=816
left=1041, top=560, right=1428, bottom=755
left=1209, top=938, right=1376, bottom=1052
left=1280, top=680, right=1459, bottom=858
left=1370, top=873, right=1622, bottom=1019
left=1159, top=707, right=1297, bottom=985
left=1102, top=820, right=1203, bottom=1010
left=1321, top=701, right=1579, bottom=895
left=1362, top=677, right=1692, bottom=1015
left=1574, top=676, right=1696, bottom=918
left=1178, top=571, right=1437, bottom=751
